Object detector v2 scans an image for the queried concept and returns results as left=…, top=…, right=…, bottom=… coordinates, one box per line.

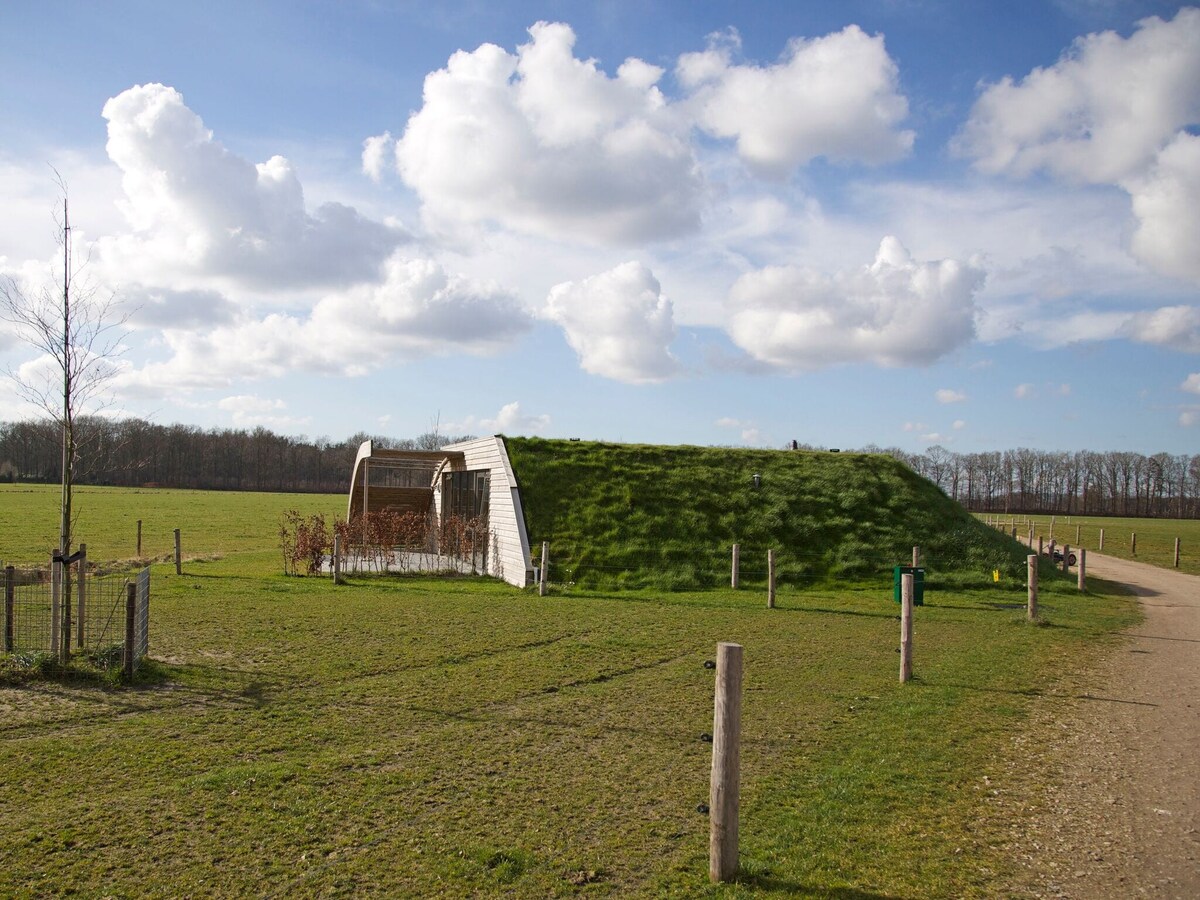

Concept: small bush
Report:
left=280, top=510, right=330, bottom=576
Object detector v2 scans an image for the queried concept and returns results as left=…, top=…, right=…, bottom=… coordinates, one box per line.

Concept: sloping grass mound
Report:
left=505, top=438, right=1027, bottom=590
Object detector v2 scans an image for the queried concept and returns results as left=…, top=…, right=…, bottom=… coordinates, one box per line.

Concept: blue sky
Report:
left=1, top=0, right=1198, bottom=452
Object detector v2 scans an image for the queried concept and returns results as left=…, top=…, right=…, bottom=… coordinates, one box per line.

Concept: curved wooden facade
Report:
left=346, top=437, right=533, bottom=587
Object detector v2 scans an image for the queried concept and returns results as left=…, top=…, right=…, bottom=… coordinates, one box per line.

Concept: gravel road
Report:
left=1015, top=551, right=1199, bottom=898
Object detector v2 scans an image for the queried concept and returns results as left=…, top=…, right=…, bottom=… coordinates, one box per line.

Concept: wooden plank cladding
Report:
left=346, top=437, right=533, bottom=588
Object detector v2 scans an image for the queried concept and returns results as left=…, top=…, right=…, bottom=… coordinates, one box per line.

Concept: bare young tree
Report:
left=0, top=179, right=129, bottom=581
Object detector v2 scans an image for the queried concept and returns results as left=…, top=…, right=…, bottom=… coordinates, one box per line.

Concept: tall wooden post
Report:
left=1174, top=538, right=1181, bottom=569
left=900, top=574, right=914, bottom=683
left=1131, top=532, right=1137, bottom=556
left=50, top=550, right=62, bottom=657
left=136, top=519, right=142, bottom=557
left=709, top=641, right=743, bottom=884
left=1075, top=524, right=1081, bottom=545
left=1027, top=554, right=1038, bottom=621
left=767, top=550, right=776, bottom=608
left=123, top=582, right=136, bottom=681
left=1011, top=524, right=1017, bottom=539
left=1050, top=515, right=1055, bottom=540
left=912, top=545, right=920, bottom=568
left=4, top=566, right=14, bottom=653
left=76, top=543, right=87, bottom=648
left=1078, top=549, right=1086, bottom=592
left=1099, top=528, right=1104, bottom=551
left=539, top=542, right=548, bottom=597
left=332, top=535, right=342, bottom=584
left=174, top=529, right=182, bottom=575
left=1038, top=536, right=1043, bottom=555
left=1062, top=544, right=1070, bottom=574
left=731, top=544, right=740, bottom=590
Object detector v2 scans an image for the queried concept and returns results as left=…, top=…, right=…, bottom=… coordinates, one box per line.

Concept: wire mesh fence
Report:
left=3, top=564, right=150, bottom=670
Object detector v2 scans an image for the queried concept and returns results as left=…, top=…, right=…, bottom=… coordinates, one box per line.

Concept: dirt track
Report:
left=1015, top=551, right=1200, bottom=897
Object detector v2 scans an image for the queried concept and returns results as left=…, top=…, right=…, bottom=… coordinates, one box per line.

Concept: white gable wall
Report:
left=440, top=435, right=533, bottom=588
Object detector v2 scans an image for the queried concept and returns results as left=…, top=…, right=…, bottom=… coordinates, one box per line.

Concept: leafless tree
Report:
left=0, top=180, right=129, bottom=570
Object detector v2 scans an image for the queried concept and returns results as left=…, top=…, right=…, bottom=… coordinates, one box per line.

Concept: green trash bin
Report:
left=893, top=566, right=925, bottom=606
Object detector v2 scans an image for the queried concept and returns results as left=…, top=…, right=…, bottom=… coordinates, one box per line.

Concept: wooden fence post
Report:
left=1099, top=528, right=1104, bottom=551
left=1062, top=544, right=1071, bottom=574
left=332, top=535, right=342, bottom=584
left=1131, top=532, right=1136, bottom=556
left=709, top=641, right=743, bottom=884
left=767, top=550, right=776, bottom=608
left=123, top=582, right=136, bottom=681
left=1078, top=549, right=1086, bottom=592
left=1174, top=538, right=1181, bottom=569
left=539, top=541, right=548, bottom=597
left=136, top=519, right=142, bottom=557
left=50, top=549, right=62, bottom=658
left=4, top=566, right=13, bottom=653
left=174, top=529, right=182, bottom=575
left=900, top=573, right=914, bottom=683
left=76, top=544, right=87, bottom=649
left=912, top=545, right=920, bottom=568
left=731, top=544, right=740, bottom=590
left=1027, top=555, right=1038, bottom=621
left=1075, top=523, right=1081, bottom=545
left=1038, top=536, right=1043, bottom=556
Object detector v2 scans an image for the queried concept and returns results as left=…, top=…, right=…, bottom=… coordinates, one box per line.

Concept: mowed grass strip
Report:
left=983, top=513, right=1200, bottom=576
left=0, top=545, right=1134, bottom=898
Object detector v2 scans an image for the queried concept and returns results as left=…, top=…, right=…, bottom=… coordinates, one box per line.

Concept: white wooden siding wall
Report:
left=441, top=436, right=533, bottom=588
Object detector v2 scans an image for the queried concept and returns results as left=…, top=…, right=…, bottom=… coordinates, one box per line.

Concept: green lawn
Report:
left=0, top=488, right=1139, bottom=897
left=981, top=513, right=1200, bottom=576
left=0, top=483, right=344, bottom=566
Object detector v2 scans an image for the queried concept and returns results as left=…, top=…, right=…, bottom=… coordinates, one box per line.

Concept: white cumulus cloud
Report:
left=1014, top=383, right=1036, bottom=399
left=726, top=237, right=984, bottom=370
left=1183, top=373, right=1200, bottom=394
left=936, top=388, right=967, bottom=404
left=1123, top=305, right=1200, bottom=352
left=544, top=261, right=680, bottom=383
left=113, top=253, right=531, bottom=397
left=1127, top=132, right=1200, bottom=282
left=99, top=83, right=405, bottom=293
left=679, top=25, right=913, bottom=177
left=446, top=401, right=551, bottom=435
left=956, top=9, right=1200, bottom=184
left=394, top=22, right=701, bottom=244
left=956, top=9, right=1200, bottom=284
left=362, top=132, right=395, bottom=182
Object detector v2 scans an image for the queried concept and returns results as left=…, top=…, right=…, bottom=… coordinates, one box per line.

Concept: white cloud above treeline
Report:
left=678, top=25, right=913, bottom=177
left=725, top=237, right=984, bottom=370
left=386, top=20, right=913, bottom=243
left=393, top=22, right=701, bottom=244
left=544, top=261, right=679, bottom=383
left=99, top=83, right=406, bottom=292
left=957, top=8, right=1200, bottom=288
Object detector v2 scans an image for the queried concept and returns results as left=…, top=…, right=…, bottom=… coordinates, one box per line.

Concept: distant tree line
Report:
left=869, top=444, right=1200, bottom=519
left=2, top=418, right=1196, bottom=518
left=0, top=416, right=469, bottom=494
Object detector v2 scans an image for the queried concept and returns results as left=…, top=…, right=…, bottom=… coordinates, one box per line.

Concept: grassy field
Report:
left=0, top=486, right=1139, bottom=897
left=0, top=483, right=344, bottom=566
left=981, top=513, right=1200, bottom=576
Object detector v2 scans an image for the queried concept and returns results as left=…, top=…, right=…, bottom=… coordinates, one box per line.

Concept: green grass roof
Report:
left=504, top=438, right=1027, bottom=590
